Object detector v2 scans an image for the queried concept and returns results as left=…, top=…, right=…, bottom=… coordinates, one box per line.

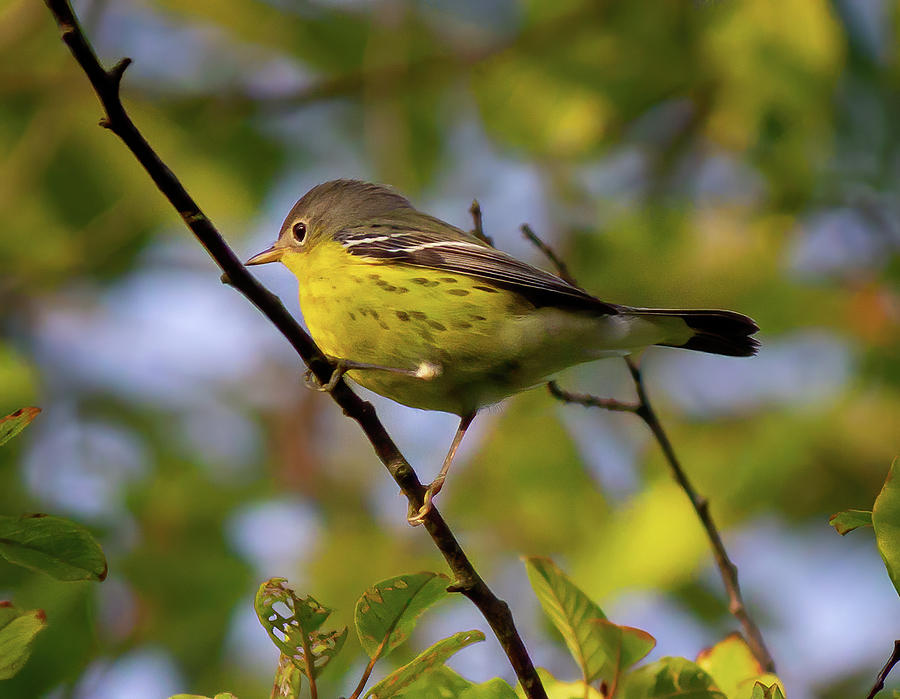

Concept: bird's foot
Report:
left=407, top=476, right=445, bottom=526
left=303, top=359, right=348, bottom=393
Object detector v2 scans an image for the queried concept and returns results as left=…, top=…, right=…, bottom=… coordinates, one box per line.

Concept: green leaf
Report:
left=397, top=665, right=474, bottom=698
left=0, top=604, right=47, bottom=679
left=696, top=634, right=763, bottom=697
left=622, top=657, right=727, bottom=699
left=593, top=619, right=655, bottom=690
left=828, top=509, right=873, bottom=535
left=873, top=459, right=900, bottom=596
left=167, top=694, right=239, bottom=699
left=519, top=669, right=604, bottom=699
left=0, top=407, right=40, bottom=447
left=254, top=578, right=347, bottom=679
left=366, top=629, right=485, bottom=699
left=749, top=682, right=785, bottom=699
left=458, top=678, right=518, bottom=699
left=355, top=572, right=451, bottom=659
left=0, top=514, right=107, bottom=582
left=523, top=556, right=608, bottom=682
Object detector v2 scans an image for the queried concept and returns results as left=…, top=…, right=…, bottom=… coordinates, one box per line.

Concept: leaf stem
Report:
left=348, top=647, right=383, bottom=699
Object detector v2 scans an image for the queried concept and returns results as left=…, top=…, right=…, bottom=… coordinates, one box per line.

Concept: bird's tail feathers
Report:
left=629, top=307, right=760, bottom=357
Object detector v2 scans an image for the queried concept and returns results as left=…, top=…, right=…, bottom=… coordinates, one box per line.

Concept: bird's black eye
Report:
left=291, top=221, right=307, bottom=244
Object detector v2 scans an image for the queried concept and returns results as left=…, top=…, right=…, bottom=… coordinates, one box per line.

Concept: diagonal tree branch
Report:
left=42, top=2, right=547, bottom=697
left=866, top=640, right=900, bottom=699
left=527, top=226, right=775, bottom=672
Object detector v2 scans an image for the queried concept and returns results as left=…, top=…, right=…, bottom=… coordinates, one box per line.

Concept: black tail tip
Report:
left=658, top=309, right=760, bottom=357
left=675, top=333, right=760, bottom=357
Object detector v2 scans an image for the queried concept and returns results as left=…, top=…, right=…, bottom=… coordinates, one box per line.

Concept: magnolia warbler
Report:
left=247, top=180, right=758, bottom=524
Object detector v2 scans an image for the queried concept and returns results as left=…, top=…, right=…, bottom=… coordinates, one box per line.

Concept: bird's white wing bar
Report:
left=335, top=226, right=620, bottom=314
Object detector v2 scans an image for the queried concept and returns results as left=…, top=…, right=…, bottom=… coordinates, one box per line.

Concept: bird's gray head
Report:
left=287, top=179, right=412, bottom=234
left=246, top=180, right=412, bottom=265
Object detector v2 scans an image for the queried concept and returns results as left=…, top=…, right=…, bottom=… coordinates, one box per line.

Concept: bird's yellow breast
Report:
left=280, top=240, right=629, bottom=415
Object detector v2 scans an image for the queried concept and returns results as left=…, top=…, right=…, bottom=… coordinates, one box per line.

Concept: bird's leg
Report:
left=408, top=412, right=477, bottom=526
left=304, top=357, right=442, bottom=392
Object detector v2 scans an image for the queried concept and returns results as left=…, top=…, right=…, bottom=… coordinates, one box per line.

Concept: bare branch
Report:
left=547, top=381, right=638, bottom=413
left=469, top=198, right=493, bottom=246
left=867, top=640, right=900, bottom=699
left=528, top=226, right=775, bottom=672
left=42, top=2, right=546, bottom=696
left=520, top=224, right=577, bottom=286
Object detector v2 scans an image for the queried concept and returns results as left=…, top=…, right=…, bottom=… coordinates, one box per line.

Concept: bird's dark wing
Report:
left=335, top=224, right=619, bottom=314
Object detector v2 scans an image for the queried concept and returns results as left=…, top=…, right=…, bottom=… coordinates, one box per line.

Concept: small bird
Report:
left=247, top=180, right=758, bottom=524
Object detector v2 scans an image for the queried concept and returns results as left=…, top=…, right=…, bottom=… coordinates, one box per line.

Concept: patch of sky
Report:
left=650, top=331, right=854, bottom=418
left=720, top=517, right=900, bottom=699
left=225, top=496, right=322, bottom=579
left=73, top=646, right=184, bottom=699
left=22, top=405, right=147, bottom=520
left=788, top=207, right=899, bottom=279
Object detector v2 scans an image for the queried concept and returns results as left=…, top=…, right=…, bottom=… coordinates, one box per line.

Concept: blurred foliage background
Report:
left=1, top=0, right=899, bottom=697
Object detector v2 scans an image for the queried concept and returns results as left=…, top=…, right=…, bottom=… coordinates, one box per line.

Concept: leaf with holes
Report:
left=355, top=572, right=450, bottom=659
left=523, top=556, right=608, bottom=683
left=0, top=407, right=40, bottom=447
left=255, top=578, right=347, bottom=679
left=0, top=514, right=107, bottom=582
left=873, top=459, right=900, bottom=596
left=593, top=619, right=655, bottom=690
left=0, top=603, right=47, bottom=679
left=622, top=657, right=727, bottom=699
left=828, top=509, right=873, bottom=535
left=366, top=630, right=485, bottom=698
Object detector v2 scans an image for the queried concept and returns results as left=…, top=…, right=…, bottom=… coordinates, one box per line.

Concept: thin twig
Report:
left=623, top=357, right=774, bottom=671
left=42, top=3, right=547, bottom=697
left=547, top=382, right=638, bottom=414
left=469, top=198, right=493, bottom=246
left=348, top=653, right=379, bottom=699
left=520, top=224, right=577, bottom=286
left=527, top=224, right=775, bottom=671
left=867, top=640, right=900, bottom=699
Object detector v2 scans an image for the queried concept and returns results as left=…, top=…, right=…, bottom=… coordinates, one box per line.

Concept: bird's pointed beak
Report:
left=245, top=245, right=282, bottom=266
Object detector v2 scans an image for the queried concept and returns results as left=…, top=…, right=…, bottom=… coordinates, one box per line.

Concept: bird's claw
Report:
left=303, top=361, right=346, bottom=393
left=407, top=476, right=445, bottom=526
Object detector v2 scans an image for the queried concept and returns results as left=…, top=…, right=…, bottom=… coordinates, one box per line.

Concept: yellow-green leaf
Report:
left=873, top=459, right=900, bottom=596
left=696, top=634, right=782, bottom=699
left=750, top=681, right=786, bottom=699
left=0, top=514, right=107, bottom=582
left=524, top=556, right=608, bottom=682
left=355, top=572, right=450, bottom=659
left=622, top=657, right=727, bottom=699
left=367, top=630, right=485, bottom=699
left=458, top=677, right=518, bottom=699
left=828, top=509, right=873, bottom=535
left=593, top=619, right=655, bottom=690
left=396, top=665, right=474, bottom=698
left=0, top=604, right=46, bottom=680
left=0, top=407, right=40, bottom=447
left=515, top=669, right=604, bottom=699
